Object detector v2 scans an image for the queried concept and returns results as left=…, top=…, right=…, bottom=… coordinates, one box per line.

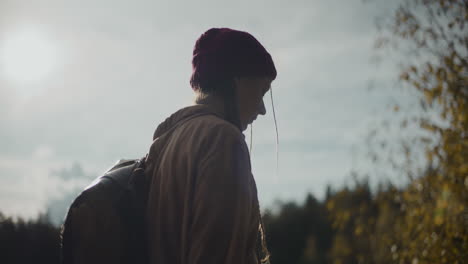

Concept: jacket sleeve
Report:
left=188, top=124, right=259, bottom=264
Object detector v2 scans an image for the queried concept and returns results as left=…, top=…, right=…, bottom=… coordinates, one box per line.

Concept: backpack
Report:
left=61, top=157, right=150, bottom=264
left=60, top=112, right=211, bottom=264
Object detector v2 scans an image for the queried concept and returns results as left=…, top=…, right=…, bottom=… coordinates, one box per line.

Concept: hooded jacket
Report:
left=144, top=98, right=261, bottom=264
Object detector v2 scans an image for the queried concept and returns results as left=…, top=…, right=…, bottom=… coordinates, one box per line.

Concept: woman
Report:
left=145, top=27, right=277, bottom=264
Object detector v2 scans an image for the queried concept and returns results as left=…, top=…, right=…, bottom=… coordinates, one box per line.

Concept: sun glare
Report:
left=1, top=28, right=59, bottom=85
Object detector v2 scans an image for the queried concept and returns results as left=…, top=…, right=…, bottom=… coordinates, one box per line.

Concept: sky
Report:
left=0, top=0, right=405, bottom=224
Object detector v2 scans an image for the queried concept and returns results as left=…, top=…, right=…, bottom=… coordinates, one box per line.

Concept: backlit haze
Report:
left=0, top=0, right=403, bottom=224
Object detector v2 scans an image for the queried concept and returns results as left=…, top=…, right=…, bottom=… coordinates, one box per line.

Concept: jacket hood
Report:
left=153, top=102, right=226, bottom=140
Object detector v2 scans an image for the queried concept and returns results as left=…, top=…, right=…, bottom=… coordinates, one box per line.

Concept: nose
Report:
left=258, top=99, right=266, bottom=116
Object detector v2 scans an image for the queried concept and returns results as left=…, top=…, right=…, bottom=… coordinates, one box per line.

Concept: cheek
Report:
left=249, top=96, right=263, bottom=116
left=237, top=87, right=255, bottom=116
left=238, top=80, right=265, bottom=116
left=251, top=87, right=263, bottom=106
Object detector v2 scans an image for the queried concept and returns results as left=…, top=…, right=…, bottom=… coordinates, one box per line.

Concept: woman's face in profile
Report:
left=235, top=76, right=272, bottom=131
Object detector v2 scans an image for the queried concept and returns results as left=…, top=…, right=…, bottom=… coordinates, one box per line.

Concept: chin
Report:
left=240, top=116, right=256, bottom=131
left=240, top=121, right=250, bottom=131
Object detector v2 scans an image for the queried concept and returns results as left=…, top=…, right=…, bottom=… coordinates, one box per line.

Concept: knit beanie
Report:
left=190, top=28, right=277, bottom=92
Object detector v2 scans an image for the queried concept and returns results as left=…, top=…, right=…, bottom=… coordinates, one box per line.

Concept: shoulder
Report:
left=179, top=115, right=250, bottom=165
left=185, top=114, right=245, bottom=143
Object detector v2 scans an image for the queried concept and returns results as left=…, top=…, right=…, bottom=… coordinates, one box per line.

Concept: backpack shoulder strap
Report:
left=102, top=159, right=140, bottom=189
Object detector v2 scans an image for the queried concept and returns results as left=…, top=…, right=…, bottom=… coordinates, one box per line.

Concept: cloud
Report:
left=51, top=161, right=92, bottom=181
left=46, top=186, right=84, bottom=226
left=0, top=0, right=404, bottom=218
left=0, top=145, right=98, bottom=219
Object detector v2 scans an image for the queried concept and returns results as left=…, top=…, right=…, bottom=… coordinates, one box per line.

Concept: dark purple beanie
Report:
left=190, top=28, right=277, bottom=92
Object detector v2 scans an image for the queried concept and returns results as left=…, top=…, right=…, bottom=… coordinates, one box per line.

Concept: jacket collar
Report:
left=152, top=95, right=227, bottom=140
